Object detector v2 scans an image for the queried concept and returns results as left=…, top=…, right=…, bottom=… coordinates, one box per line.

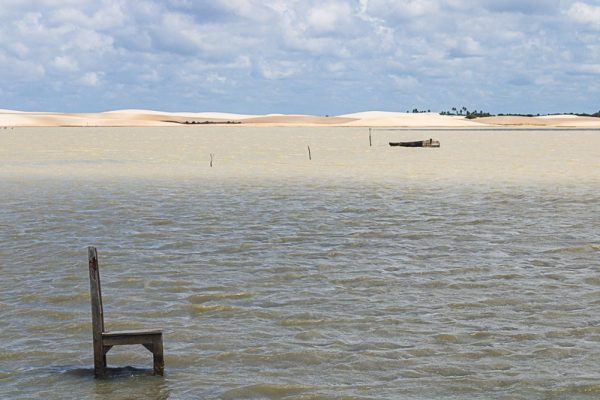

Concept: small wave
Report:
left=544, top=244, right=600, bottom=254
left=462, top=218, right=494, bottom=225
left=457, top=349, right=511, bottom=360
left=448, top=302, right=483, bottom=309
left=533, top=347, right=581, bottom=358
left=480, top=297, right=522, bottom=307
left=415, top=280, right=448, bottom=289
left=333, top=276, right=388, bottom=287
left=220, top=243, right=255, bottom=254
left=469, top=331, right=493, bottom=339
left=149, top=219, right=174, bottom=226
left=188, top=304, right=238, bottom=314
left=110, top=277, right=144, bottom=288
left=491, top=273, right=523, bottom=280
left=510, top=333, right=539, bottom=341
left=345, top=341, right=410, bottom=352
left=448, top=282, right=491, bottom=289
left=47, top=292, right=89, bottom=304
left=407, top=348, right=437, bottom=357
left=241, top=351, right=326, bottom=366
left=584, top=277, right=600, bottom=286
left=280, top=318, right=328, bottom=327
left=541, top=381, right=600, bottom=397
left=564, top=383, right=600, bottom=395
left=187, top=292, right=253, bottom=304
left=221, top=383, right=313, bottom=400
left=432, top=333, right=462, bottom=344
left=23, top=309, right=75, bottom=320
left=294, top=330, right=327, bottom=341
left=419, top=365, right=474, bottom=377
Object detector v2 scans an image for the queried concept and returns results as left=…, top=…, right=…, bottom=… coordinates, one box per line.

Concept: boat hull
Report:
left=389, top=139, right=440, bottom=148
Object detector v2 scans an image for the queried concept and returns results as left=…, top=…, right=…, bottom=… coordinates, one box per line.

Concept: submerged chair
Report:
left=87, top=246, right=164, bottom=377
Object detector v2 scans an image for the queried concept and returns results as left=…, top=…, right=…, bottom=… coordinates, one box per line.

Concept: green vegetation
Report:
left=165, top=120, right=242, bottom=125
left=440, top=106, right=491, bottom=119
left=439, top=107, right=600, bottom=119
left=542, top=111, right=600, bottom=118
left=497, top=113, right=538, bottom=117
left=573, top=111, right=600, bottom=118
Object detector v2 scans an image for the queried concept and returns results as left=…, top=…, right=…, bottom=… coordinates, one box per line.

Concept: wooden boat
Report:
left=389, top=138, right=440, bottom=148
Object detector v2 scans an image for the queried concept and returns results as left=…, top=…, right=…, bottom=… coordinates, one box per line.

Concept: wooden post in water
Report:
left=369, top=128, right=372, bottom=147
left=210, top=153, right=214, bottom=168
left=307, top=145, right=312, bottom=160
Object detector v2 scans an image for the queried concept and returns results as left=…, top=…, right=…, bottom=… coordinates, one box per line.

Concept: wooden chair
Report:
left=87, top=246, right=164, bottom=377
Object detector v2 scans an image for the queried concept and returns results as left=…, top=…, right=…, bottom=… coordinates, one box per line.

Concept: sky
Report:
left=0, top=0, right=599, bottom=115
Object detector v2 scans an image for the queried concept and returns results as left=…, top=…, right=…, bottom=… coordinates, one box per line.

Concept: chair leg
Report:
left=93, top=350, right=107, bottom=378
left=153, top=337, right=164, bottom=376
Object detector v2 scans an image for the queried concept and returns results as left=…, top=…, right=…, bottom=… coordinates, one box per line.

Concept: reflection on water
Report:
left=1, top=128, right=599, bottom=399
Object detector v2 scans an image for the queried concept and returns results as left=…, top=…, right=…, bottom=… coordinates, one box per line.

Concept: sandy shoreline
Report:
left=0, top=109, right=599, bottom=128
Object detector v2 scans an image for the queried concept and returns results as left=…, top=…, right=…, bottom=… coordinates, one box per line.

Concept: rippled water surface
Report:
left=1, top=127, right=599, bottom=399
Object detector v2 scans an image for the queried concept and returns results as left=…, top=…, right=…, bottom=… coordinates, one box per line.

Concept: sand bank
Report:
left=0, top=109, right=599, bottom=128
left=2, top=126, right=599, bottom=185
left=476, top=115, right=600, bottom=127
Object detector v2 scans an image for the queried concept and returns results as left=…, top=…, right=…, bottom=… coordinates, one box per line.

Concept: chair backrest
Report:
left=88, top=246, right=105, bottom=338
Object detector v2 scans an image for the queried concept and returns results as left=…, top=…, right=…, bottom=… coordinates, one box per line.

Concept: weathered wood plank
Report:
left=102, top=332, right=162, bottom=346
left=103, top=329, right=163, bottom=336
left=88, top=246, right=106, bottom=377
left=152, top=335, right=165, bottom=376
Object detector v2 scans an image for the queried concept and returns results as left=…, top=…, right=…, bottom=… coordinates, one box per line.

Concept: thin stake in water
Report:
left=210, top=153, right=214, bottom=167
left=369, top=128, right=372, bottom=147
left=307, top=145, right=312, bottom=160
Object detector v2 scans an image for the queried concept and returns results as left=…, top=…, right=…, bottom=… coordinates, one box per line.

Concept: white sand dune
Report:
left=535, top=114, right=581, bottom=119
left=336, top=111, right=486, bottom=127
left=241, top=114, right=357, bottom=125
left=0, top=109, right=598, bottom=128
left=105, top=110, right=259, bottom=120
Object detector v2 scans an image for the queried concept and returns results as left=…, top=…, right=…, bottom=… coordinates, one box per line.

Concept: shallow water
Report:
left=1, top=127, right=599, bottom=399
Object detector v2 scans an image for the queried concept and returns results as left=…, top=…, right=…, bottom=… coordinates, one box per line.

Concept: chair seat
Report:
left=102, top=329, right=163, bottom=346
left=103, top=329, right=163, bottom=337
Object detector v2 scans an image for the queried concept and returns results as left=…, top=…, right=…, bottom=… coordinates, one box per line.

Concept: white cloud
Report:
left=80, top=72, right=100, bottom=86
left=326, top=62, right=346, bottom=73
left=8, top=42, right=30, bottom=58
left=390, top=74, right=418, bottom=89
left=216, top=0, right=273, bottom=22
left=140, top=69, right=160, bottom=82
left=260, top=60, right=302, bottom=79
left=567, top=2, right=600, bottom=29
left=307, top=2, right=353, bottom=34
left=52, top=55, right=79, bottom=72
left=365, top=0, right=440, bottom=20
left=206, top=72, right=227, bottom=83
left=445, top=36, right=483, bottom=58
left=0, top=54, right=45, bottom=81
left=574, top=64, right=600, bottom=74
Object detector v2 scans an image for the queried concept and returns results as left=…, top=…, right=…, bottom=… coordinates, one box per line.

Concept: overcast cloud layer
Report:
left=1, top=0, right=599, bottom=114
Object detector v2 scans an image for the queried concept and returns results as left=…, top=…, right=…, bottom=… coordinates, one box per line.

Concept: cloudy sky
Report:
left=1, top=0, right=599, bottom=114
